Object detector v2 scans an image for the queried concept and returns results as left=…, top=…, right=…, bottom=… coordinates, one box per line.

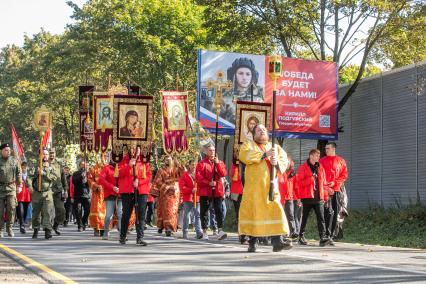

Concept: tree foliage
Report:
left=0, top=0, right=424, bottom=162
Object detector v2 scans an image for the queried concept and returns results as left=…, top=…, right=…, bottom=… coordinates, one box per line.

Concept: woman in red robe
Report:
left=151, top=156, right=182, bottom=237
left=88, top=153, right=108, bottom=237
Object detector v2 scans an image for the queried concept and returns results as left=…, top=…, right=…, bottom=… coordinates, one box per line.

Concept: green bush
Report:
left=225, top=201, right=426, bottom=249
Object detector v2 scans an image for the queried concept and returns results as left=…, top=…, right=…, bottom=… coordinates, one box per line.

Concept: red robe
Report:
left=151, top=167, right=180, bottom=232
left=88, top=164, right=106, bottom=231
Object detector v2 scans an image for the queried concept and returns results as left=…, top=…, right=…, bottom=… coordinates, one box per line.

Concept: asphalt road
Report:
left=0, top=225, right=425, bottom=284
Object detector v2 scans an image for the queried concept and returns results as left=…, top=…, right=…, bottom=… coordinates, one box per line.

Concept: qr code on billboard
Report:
left=319, top=115, right=330, bottom=128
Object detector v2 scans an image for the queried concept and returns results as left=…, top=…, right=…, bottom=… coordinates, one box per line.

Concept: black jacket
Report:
left=72, top=169, right=90, bottom=199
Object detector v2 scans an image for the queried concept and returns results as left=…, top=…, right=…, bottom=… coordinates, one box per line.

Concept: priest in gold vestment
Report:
left=238, top=124, right=292, bottom=252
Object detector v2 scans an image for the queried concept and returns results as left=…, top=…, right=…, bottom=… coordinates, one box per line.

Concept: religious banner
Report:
left=197, top=50, right=338, bottom=140
left=234, top=101, right=271, bottom=151
left=93, top=95, right=113, bottom=153
left=112, top=95, right=153, bottom=163
left=79, top=85, right=95, bottom=152
left=161, top=91, right=189, bottom=154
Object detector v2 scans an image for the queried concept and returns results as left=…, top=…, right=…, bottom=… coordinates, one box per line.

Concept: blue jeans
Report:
left=104, top=198, right=122, bottom=236
left=182, top=202, right=202, bottom=236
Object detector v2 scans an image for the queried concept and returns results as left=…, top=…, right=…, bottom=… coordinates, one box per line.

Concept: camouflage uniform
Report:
left=31, top=162, right=57, bottom=231
left=0, top=156, right=22, bottom=235
left=50, top=159, right=67, bottom=227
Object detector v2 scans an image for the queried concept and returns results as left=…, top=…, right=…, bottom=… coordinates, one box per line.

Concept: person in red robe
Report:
left=16, top=161, right=31, bottom=234
left=88, top=153, right=108, bottom=237
left=151, top=156, right=181, bottom=237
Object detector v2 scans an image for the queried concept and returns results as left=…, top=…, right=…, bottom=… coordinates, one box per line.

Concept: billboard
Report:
left=197, top=50, right=338, bottom=139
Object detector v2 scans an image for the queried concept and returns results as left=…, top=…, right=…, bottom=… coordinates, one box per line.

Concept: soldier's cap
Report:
left=0, top=143, right=10, bottom=150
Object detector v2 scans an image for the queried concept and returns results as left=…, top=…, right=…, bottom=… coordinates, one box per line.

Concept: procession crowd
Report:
left=0, top=124, right=348, bottom=253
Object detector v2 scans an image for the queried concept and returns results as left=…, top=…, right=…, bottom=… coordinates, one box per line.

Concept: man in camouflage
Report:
left=31, top=148, right=57, bottom=239
left=0, top=143, right=22, bottom=238
left=49, top=148, right=68, bottom=235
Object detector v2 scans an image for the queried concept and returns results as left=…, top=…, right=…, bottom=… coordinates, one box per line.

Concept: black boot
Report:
left=53, top=223, right=61, bottom=235
left=32, top=229, right=39, bottom=239
left=45, top=229, right=52, bottom=240
left=157, top=228, right=163, bottom=234
left=119, top=235, right=126, bottom=245
left=272, top=237, right=293, bottom=252
left=247, top=238, right=258, bottom=253
left=165, top=230, right=172, bottom=237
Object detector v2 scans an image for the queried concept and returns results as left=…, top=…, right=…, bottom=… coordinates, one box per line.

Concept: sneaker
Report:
left=212, top=230, right=218, bottom=236
left=217, top=230, right=227, bottom=240
left=136, top=238, right=148, bottom=246
left=20, top=226, right=26, bottom=234
left=0, top=231, right=4, bottom=238
left=157, top=228, right=163, bottom=234
left=182, top=232, right=188, bottom=239
left=146, top=222, right=153, bottom=227
left=165, top=230, right=172, bottom=237
left=119, top=236, right=126, bottom=245
left=319, top=238, right=330, bottom=247
left=102, top=235, right=109, bottom=240
left=260, top=237, right=269, bottom=246
left=298, top=236, right=308, bottom=245
left=7, top=228, right=14, bottom=237
left=328, top=239, right=335, bottom=246
left=196, top=233, right=203, bottom=239
left=239, top=235, right=248, bottom=244
left=202, top=233, right=209, bottom=241
left=78, top=227, right=83, bottom=232
left=290, top=233, right=299, bottom=239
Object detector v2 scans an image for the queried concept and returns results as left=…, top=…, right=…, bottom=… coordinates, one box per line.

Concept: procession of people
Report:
left=0, top=123, right=348, bottom=252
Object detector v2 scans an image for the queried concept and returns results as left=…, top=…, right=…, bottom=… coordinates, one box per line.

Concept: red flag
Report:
left=11, top=124, right=26, bottom=163
left=42, top=129, right=52, bottom=149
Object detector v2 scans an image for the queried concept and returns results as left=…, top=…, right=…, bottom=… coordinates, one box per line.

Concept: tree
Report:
left=373, top=2, right=426, bottom=68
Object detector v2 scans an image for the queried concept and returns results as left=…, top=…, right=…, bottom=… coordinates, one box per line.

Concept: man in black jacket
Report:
left=71, top=160, right=91, bottom=232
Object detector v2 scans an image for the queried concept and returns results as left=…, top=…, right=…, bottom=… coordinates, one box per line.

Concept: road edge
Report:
left=0, top=242, right=77, bottom=284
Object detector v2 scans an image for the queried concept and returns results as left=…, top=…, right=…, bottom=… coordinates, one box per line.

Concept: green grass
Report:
left=224, top=200, right=426, bottom=249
